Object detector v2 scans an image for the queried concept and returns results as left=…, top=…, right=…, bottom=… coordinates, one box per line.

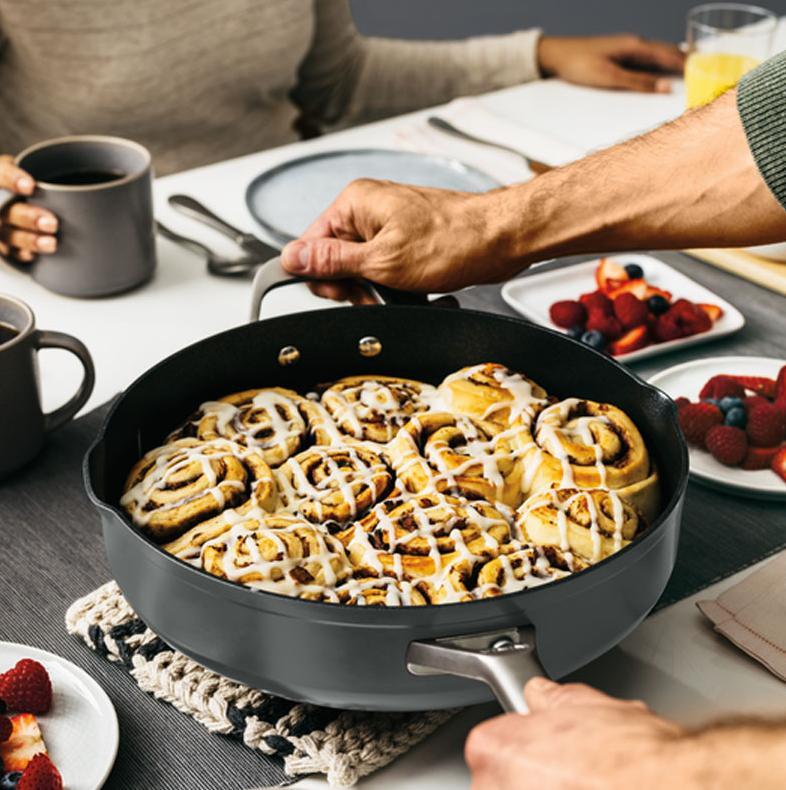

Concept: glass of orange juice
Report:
left=685, top=3, right=776, bottom=108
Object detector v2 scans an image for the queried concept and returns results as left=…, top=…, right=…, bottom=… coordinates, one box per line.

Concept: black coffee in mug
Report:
left=0, top=321, right=19, bottom=346
left=43, top=169, right=126, bottom=186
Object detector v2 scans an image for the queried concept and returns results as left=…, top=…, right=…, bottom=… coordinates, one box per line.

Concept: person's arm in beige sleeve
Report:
left=282, top=55, right=786, bottom=297
left=292, top=0, right=684, bottom=131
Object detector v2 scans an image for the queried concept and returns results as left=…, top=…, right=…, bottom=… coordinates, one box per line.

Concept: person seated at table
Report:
left=0, top=0, right=684, bottom=263
left=275, top=51, right=786, bottom=788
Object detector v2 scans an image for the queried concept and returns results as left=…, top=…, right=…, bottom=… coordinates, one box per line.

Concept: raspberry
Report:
left=669, top=299, right=712, bottom=336
left=0, top=660, right=51, bottom=715
left=699, top=375, right=746, bottom=401
left=746, top=402, right=786, bottom=447
left=585, top=309, right=623, bottom=341
left=706, top=425, right=748, bottom=466
left=579, top=291, right=613, bottom=315
left=17, top=754, right=62, bottom=790
left=549, top=300, right=587, bottom=329
left=674, top=397, right=691, bottom=410
left=654, top=312, right=683, bottom=342
left=741, top=445, right=782, bottom=471
left=772, top=447, right=786, bottom=483
left=744, top=395, right=770, bottom=414
left=678, top=402, right=723, bottom=447
left=612, top=293, right=649, bottom=329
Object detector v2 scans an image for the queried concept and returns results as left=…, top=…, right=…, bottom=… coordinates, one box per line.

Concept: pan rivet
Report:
left=490, top=637, right=516, bottom=653
left=359, top=336, right=382, bottom=357
left=278, top=345, right=301, bottom=366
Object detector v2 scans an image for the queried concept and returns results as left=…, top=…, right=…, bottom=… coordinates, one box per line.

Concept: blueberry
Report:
left=702, top=397, right=718, bottom=406
left=581, top=329, right=605, bottom=350
left=718, top=396, right=744, bottom=414
left=1, top=772, right=22, bottom=790
left=624, top=263, right=644, bottom=279
left=724, top=407, right=747, bottom=428
left=566, top=324, right=584, bottom=340
left=647, top=295, right=670, bottom=315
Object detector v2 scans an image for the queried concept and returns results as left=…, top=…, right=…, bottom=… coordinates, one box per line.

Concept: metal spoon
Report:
left=156, top=221, right=261, bottom=277
left=427, top=116, right=552, bottom=175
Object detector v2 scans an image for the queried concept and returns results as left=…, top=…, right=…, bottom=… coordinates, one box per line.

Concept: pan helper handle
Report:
left=407, top=626, right=542, bottom=713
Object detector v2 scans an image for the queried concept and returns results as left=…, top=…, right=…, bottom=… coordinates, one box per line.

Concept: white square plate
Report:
left=501, top=254, right=745, bottom=362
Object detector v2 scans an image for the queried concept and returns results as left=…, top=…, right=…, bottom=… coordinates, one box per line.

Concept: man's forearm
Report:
left=489, top=90, right=786, bottom=271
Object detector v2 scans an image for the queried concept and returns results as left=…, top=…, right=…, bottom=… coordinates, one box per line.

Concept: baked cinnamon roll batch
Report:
left=120, top=363, right=659, bottom=606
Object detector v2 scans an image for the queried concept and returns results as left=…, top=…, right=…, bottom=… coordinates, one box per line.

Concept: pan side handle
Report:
left=407, top=626, right=542, bottom=714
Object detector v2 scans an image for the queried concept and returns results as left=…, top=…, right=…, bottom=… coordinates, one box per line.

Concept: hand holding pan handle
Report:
left=248, top=256, right=427, bottom=320
left=407, top=626, right=542, bottom=714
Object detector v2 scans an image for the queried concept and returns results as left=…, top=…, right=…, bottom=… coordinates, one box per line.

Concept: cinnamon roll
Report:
left=168, top=388, right=309, bottom=468
left=276, top=445, right=393, bottom=525
left=388, top=412, right=529, bottom=507
left=304, top=375, right=437, bottom=445
left=525, top=398, right=660, bottom=521
left=331, top=578, right=429, bottom=606
left=198, top=514, right=352, bottom=599
left=438, top=363, right=549, bottom=427
left=516, top=488, right=644, bottom=564
left=120, top=439, right=276, bottom=542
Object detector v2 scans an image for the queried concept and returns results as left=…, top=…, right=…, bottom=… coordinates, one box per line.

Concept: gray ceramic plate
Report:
left=245, top=148, right=500, bottom=246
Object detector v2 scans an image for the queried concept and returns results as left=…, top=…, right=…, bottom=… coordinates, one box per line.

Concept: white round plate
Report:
left=649, top=356, right=786, bottom=499
left=0, top=642, right=118, bottom=789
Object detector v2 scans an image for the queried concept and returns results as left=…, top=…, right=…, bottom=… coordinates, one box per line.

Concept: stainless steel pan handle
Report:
left=407, top=626, right=542, bottom=714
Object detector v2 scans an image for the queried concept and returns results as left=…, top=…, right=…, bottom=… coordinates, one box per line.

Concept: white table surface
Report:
left=3, top=47, right=786, bottom=788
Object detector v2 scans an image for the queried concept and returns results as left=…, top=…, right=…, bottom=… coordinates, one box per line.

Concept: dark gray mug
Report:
left=14, top=135, right=156, bottom=297
left=0, top=294, right=95, bottom=478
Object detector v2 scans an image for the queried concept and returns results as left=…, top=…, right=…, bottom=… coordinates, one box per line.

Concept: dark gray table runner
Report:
left=1, top=251, right=784, bottom=788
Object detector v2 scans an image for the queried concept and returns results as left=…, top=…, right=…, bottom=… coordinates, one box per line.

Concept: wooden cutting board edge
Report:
left=687, top=248, right=786, bottom=297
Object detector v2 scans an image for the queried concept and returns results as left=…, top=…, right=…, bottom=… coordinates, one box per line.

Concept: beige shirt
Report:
left=0, top=1, right=541, bottom=174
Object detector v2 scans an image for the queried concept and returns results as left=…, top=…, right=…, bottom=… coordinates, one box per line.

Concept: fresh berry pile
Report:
left=548, top=259, right=723, bottom=356
left=677, top=366, right=786, bottom=484
left=0, top=660, right=61, bottom=790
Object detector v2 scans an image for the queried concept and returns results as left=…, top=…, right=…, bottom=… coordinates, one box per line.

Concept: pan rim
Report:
left=85, top=304, right=688, bottom=616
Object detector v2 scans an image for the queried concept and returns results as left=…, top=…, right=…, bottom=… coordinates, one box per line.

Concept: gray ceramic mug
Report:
left=0, top=294, right=95, bottom=478
left=14, top=135, right=156, bottom=297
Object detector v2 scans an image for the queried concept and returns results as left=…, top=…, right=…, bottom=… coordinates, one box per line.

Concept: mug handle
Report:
left=34, top=330, right=96, bottom=431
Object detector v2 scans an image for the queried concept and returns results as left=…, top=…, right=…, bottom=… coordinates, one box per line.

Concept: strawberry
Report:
left=612, top=292, right=649, bottom=329
left=725, top=375, right=777, bottom=399
left=595, top=258, right=628, bottom=294
left=697, top=303, right=724, bottom=322
left=608, top=279, right=672, bottom=302
left=706, top=425, right=748, bottom=466
left=549, top=300, right=587, bottom=329
left=775, top=365, right=786, bottom=403
left=678, top=402, right=723, bottom=447
left=746, top=402, right=786, bottom=447
left=0, top=714, right=47, bottom=772
left=772, top=447, right=786, bottom=483
left=0, top=661, right=51, bottom=715
left=654, top=312, right=684, bottom=343
left=700, top=375, right=746, bottom=400
left=17, top=754, right=62, bottom=790
left=609, top=325, right=650, bottom=356
left=579, top=290, right=613, bottom=315
left=741, top=444, right=782, bottom=471
left=0, top=714, right=11, bottom=743
left=586, top=310, right=623, bottom=341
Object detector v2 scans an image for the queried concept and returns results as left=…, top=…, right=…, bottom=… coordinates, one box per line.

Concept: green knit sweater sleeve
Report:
left=737, top=51, right=786, bottom=210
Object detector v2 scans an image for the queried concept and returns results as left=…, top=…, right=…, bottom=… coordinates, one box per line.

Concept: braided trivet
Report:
left=65, top=581, right=454, bottom=787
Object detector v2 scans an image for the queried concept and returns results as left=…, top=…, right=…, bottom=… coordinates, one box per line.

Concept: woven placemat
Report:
left=65, top=581, right=453, bottom=787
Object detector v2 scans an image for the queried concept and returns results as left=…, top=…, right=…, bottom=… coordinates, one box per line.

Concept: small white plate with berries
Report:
left=650, top=357, right=786, bottom=499
left=0, top=643, right=118, bottom=790
left=502, top=254, right=745, bottom=361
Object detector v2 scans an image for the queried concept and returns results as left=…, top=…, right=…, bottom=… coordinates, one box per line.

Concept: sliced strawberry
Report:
left=0, top=714, right=47, bottom=772
left=774, top=365, right=786, bottom=403
left=607, top=279, right=673, bottom=302
left=725, top=376, right=777, bottom=399
left=771, top=447, right=786, bottom=483
left=596, top=258, right=628, bottom=294
left=697, top=303, right=724, bottom=322
left=18, top=754, right=62, bottom=790
left=741, top=445, right=782, bottom=471
left=609, top=325, right=650, bottom=356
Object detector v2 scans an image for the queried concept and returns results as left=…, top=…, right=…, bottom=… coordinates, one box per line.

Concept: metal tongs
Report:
left=157, top=194, right=278, bottom=277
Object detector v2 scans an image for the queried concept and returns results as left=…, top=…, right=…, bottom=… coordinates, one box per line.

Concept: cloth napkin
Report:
left=394, top=97, right=585, bottom=185
left=697, top=551, right=786, bottom=682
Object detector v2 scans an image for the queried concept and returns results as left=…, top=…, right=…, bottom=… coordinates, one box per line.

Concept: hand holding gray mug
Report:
left=1, top=136, right=156, bottom=297
left=0, top=294, right=95, bottom=479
